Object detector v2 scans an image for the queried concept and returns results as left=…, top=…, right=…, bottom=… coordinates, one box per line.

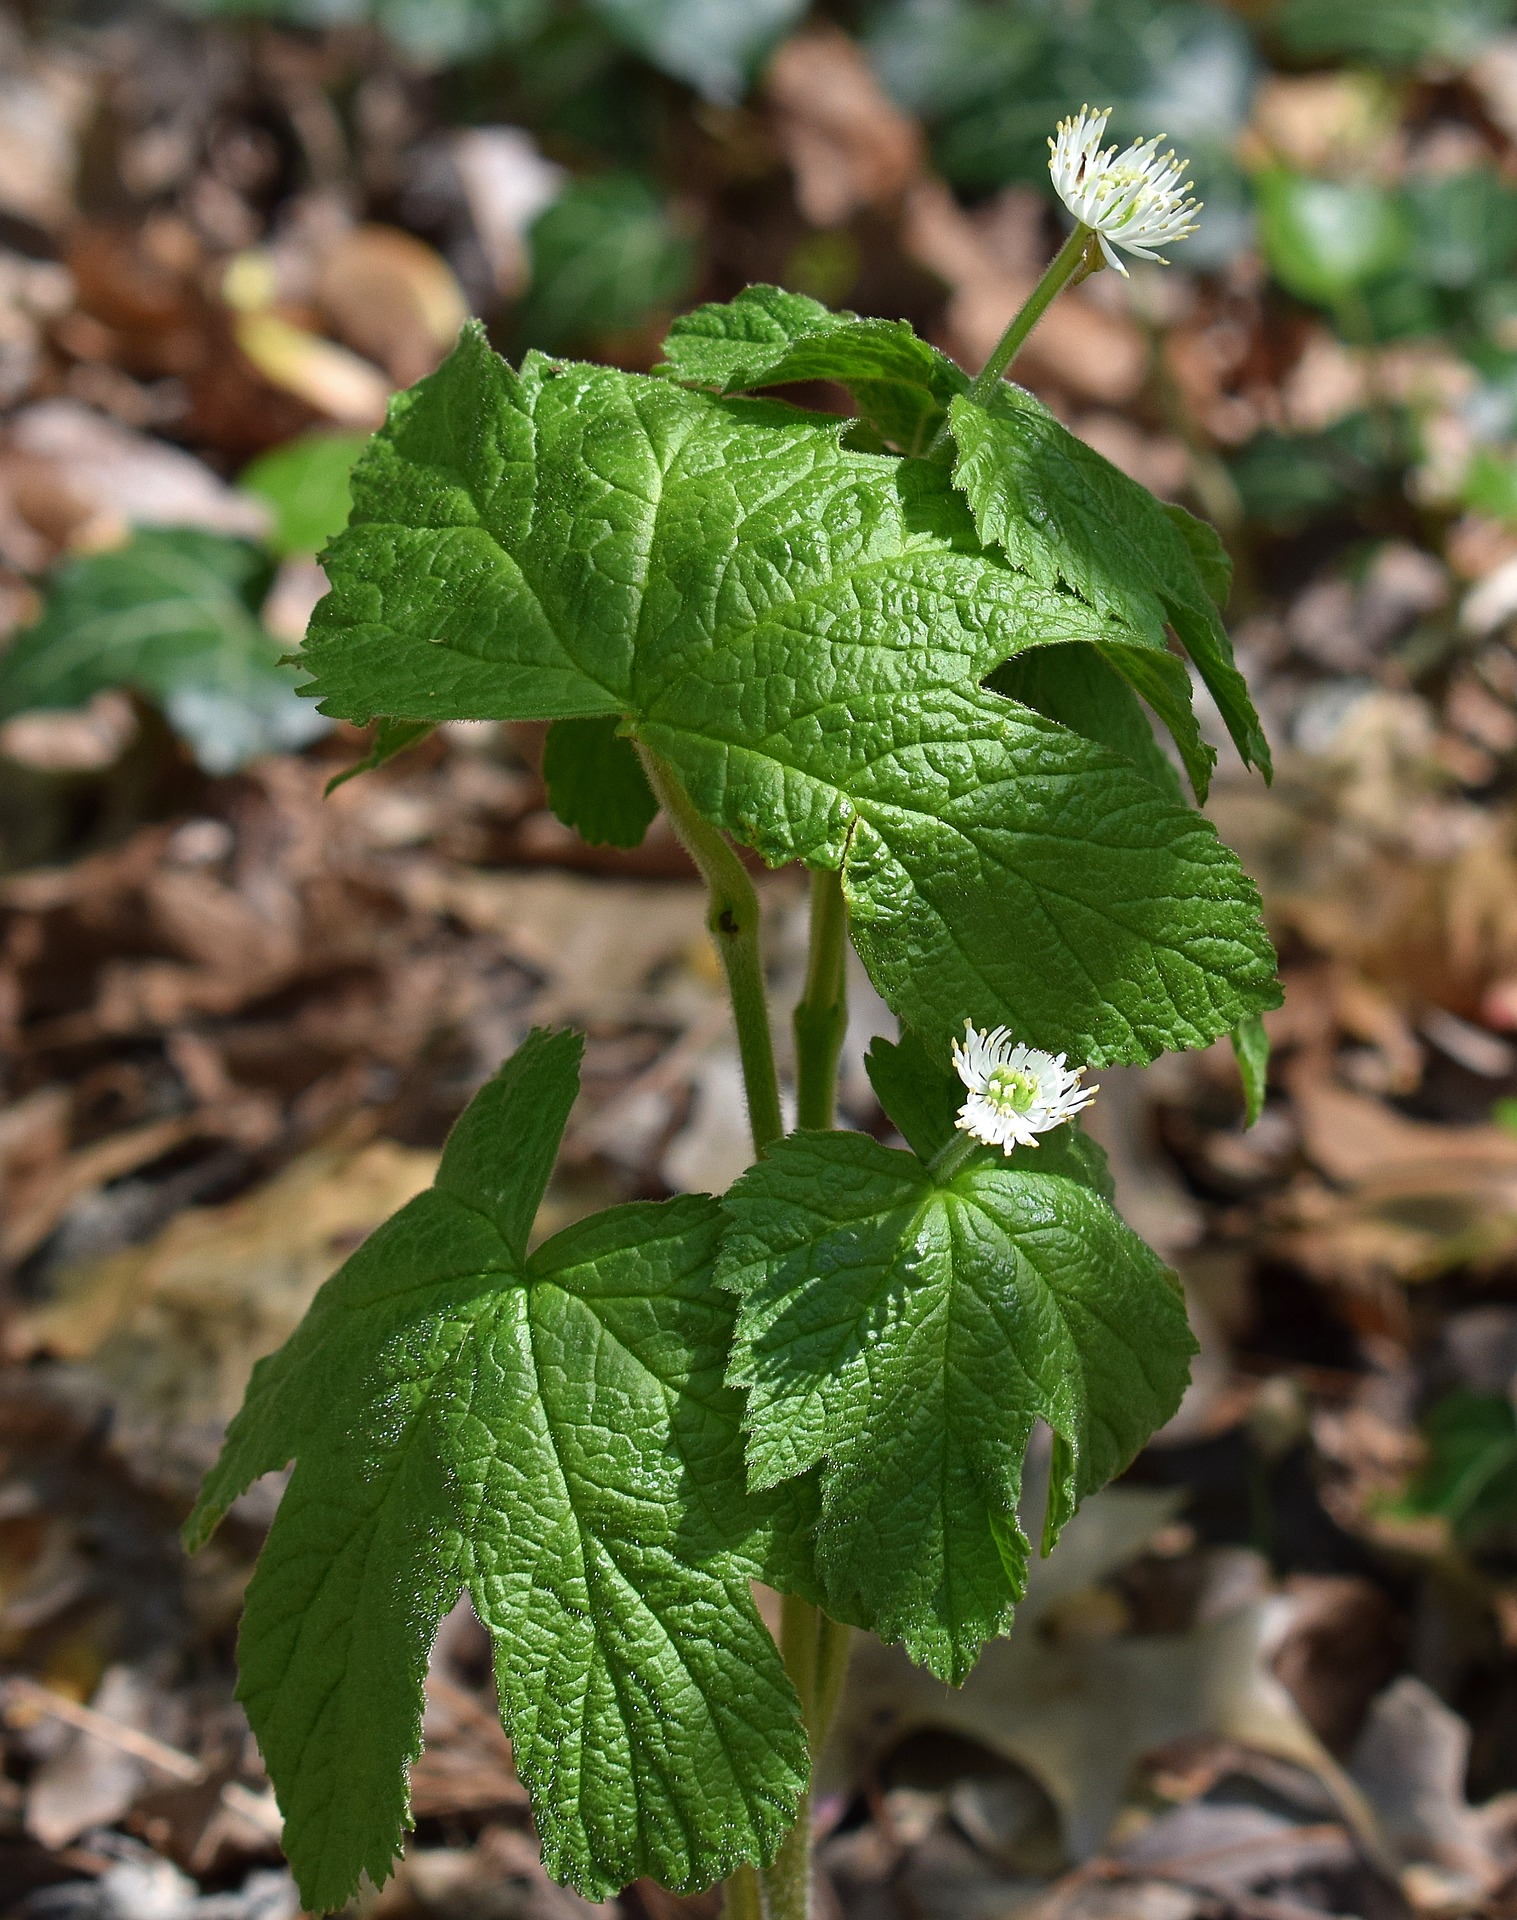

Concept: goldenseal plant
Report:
left=188, top=109, right=1279, bottom=1920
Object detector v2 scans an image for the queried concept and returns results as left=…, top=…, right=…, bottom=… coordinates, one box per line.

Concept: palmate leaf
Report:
left=187, top=1028, right=811, bottom=1906
left=301, top=324, right=1277, bottom=1066
left=719, top=1113, right=1195, bottom=1682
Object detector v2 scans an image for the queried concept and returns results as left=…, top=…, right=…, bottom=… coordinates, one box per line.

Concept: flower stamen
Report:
left=950, top=1021, right=1098, bottom=1154
left=1048, top=105, right=1201, bottom=276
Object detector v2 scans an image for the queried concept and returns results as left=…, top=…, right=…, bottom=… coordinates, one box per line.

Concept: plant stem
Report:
left=723, top=1867, right=765, bottom=1920
left=925, top=222, right=1094, bottom=457
left=761, top=1597, right=854, bottom=1920
left=637, top=745, right=784, bottom=1156
left=928, top=1130, right=976, bottom=1182
left=793, top=868, right=848, bottom=1131
left=642, top=760, right=855, bottom=1920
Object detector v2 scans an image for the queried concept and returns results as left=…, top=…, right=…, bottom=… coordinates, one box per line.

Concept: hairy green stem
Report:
left=928, top=1129, right=976, bottom=1182
left=645, top=762, right=855, bottom=1920
left=925, top=222, right=1094, bottom=457
left=793, top=868, right=848, bottom=1131
left=761, top=1600, right=853, bottom=1920
left=723, top=1867, right=765, bottom=1920
left=638, top=745, right=784, bottom=1156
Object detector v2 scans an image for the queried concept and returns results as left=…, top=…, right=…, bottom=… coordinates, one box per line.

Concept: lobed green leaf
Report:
left=720, top=1128, right=1196, bottom=1681
left=302, top=325, right=1278, bottom=1065
left=189, top=1028, right=811, bottom=1907
left=661, top=283, right=968, bottom=456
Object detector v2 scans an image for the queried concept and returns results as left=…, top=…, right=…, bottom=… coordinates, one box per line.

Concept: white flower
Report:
left=951, top=1022, right=1097, bottom=1154
left=1047, top=104, right=1201, bottom=275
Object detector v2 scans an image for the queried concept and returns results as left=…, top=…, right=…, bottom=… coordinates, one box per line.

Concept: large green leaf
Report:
left=720, top=1127, right=1196, bottom=1681
left=948, top=388, right=1269, bottom=780
left=0, top=528, right=327, bottom=773
left=188, top=1028, right=811, bottom=1906
left=302, top=325, right=1278, bottom=1064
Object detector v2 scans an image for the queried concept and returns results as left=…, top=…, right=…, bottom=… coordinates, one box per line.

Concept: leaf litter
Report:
left=3, top=2, right=1517, bottom=1918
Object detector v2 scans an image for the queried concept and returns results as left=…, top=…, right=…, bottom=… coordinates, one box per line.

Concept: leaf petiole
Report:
left=794, top=868, right=849, bottom=1132
left=637, top=743, right=785, bottom=1155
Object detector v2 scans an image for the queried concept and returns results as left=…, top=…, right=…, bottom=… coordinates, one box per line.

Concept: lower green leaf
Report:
left=720, top=1129, right=1196, bottom=1682
left=188, top=1029, right=809, bottom=1906
left=543, top=713, right=659, bottom=847
left=1231, top=1013, right=1270, bottom=1128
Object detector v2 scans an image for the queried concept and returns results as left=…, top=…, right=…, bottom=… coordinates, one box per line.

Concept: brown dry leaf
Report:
left=0, top=52, right=93, bottom=232
left=6, top=400, right=271, bottom=548
left=825, top=1482, right=1390, bottom=1874
left=765, top=26, right=923, bottom=229
left=413, top=1672, right=528, bottom=1819
left=1352, top=1677, right=1517, bottom=1911
left=232, top=310, right=390, bottom=429
left=1270, top=1063, right=1517, bottom=1288
left=14, top=1136, right=436, bottom=1476
left=315, top=224, right=470, bottom=388
left=901, top=178, right=1147, bottom=404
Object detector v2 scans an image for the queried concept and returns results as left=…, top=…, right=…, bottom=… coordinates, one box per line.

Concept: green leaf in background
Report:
left=179, top=0, right=550, bottom=64
left=949, top=389, right=1268, bottom=782
left=1228, top=412, right=1411, bottom=528
left=521, top=174, right=697, bottom=350
left=1463, top=447, right=1517, bottom=522
left=0, top=528, right=328, bottom=775
left=662, top=283, right=969, bottom=456
left=720, top=1128, right=1195, bottom=1681
left=1256, top=170, right=1409, bottom=309
left=1406, top=169, right=1517, bottom=293
left=240, top=430, right=370, bottom=558
left=865, top=0, right=1258, bottom=267
left=542, top=713, right=659, bottom=846
left=1278, top=0, right=1515, bottom=65
left=303, top=326, right=1279, bottom=1066
left=187, top=1027, right=811, bottom=1906
left=588, top=0, right=807, bottom=100
left=1231, top=1012, right=1270, bottom=1128
left=1396, top=1391, right=1517, bottom=1545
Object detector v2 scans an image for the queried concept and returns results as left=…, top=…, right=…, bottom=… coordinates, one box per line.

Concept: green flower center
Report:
left=984, top=1065, right=1039, bottom=1114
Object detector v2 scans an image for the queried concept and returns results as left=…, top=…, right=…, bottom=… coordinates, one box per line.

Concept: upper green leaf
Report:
left=949, top=388, right=1270, bottom=780
left=0, top=529, right=328, bottom=774
left=661, top=284, right=968, bottom=457
left=188, top=1028, right=810, bottom=1907
left=302, top=325, right=1278, bottom=1065
left=720, top=1128, right=1196, bottom=1681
